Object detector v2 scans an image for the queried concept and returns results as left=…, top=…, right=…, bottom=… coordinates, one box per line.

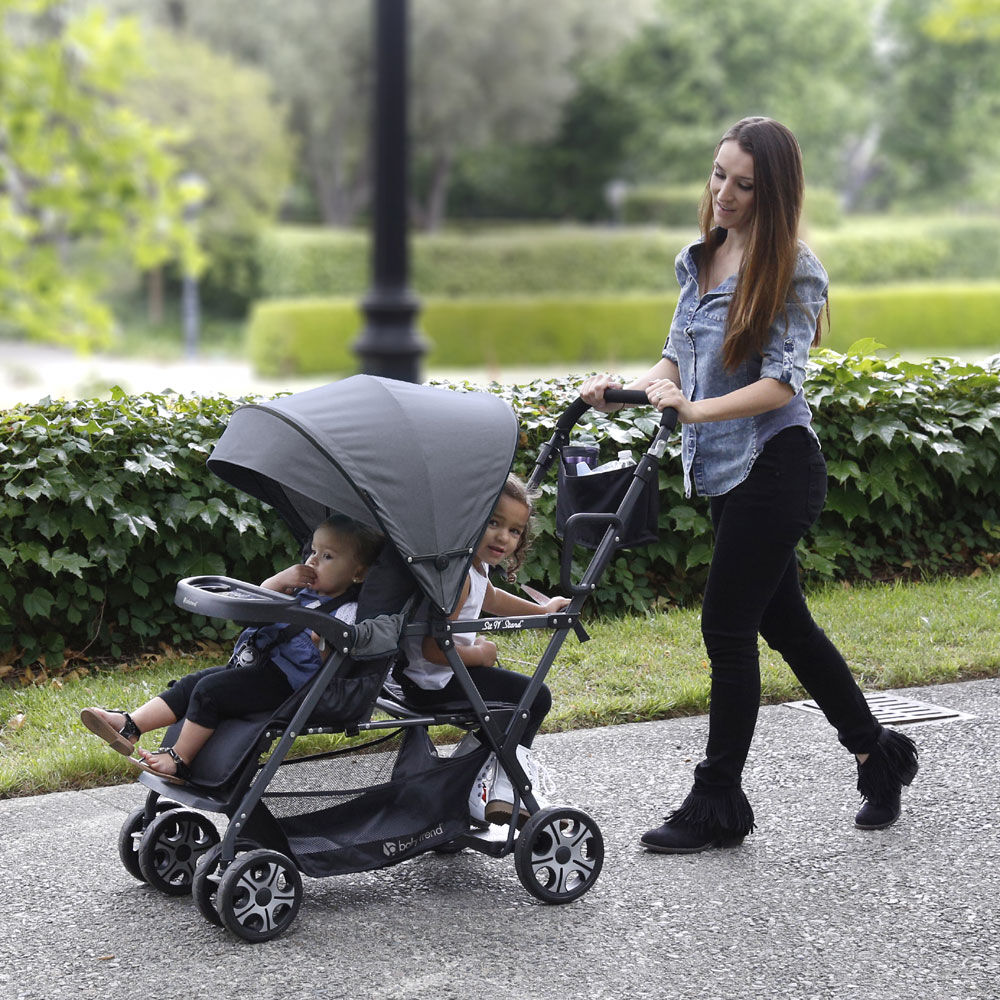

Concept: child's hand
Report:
left=474, top=638, right=499, bottom=667
left=263, top=563, right=317, bottom=594
left=542, top=595, right=571, bottom=614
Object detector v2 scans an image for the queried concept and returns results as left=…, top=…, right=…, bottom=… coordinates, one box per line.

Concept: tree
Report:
left=924, top=0, right=1000, bottom=40
left=0, top=0, right=198, bottom=348
left=868, top=0, right=1000, bottom=209
left=125, top=27, right=295, bottom=313
left=407, top=0, right=654, bottom=229
left=159, top=0, right=653, bottom=229
left=450, top=0, right=879, bottom=219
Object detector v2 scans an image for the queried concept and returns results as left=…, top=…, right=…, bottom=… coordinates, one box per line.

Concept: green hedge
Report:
left=258, top=217, right=1000, bottom=301
left=2, top=351, right=999, bottom=670
left=247, top=294, right=676, bottom=375
left=247, top=284, right=1000, bottom=377
left=621, top=184, right=706, bottom=227
left=504, top=349, right=1000, bottom=611
left=258, top=226, right=683, bottom=300
left=1, top=391, right=292, bottom=670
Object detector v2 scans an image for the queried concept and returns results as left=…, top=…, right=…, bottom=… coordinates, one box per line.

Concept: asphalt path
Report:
left=1, top=677, right=996, bottom=1000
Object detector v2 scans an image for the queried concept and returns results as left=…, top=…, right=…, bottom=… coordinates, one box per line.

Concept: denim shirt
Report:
left=663, top=236, right=828, bottom=497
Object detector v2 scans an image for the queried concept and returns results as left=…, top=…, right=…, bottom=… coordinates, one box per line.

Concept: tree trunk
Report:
left=147, top=267, right=164, bottom=325
left=423, top=151, right=453, bottom=233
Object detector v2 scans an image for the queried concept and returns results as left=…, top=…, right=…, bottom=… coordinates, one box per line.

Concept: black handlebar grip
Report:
left=602, top=389, right=651, bottom=405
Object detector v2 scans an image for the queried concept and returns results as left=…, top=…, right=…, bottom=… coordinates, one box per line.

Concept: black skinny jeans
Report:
left=694, top=426, right=880, bottom=794
left=159, top=661, right=293, bottom=730
left=397, top=665, right=551, bottom=748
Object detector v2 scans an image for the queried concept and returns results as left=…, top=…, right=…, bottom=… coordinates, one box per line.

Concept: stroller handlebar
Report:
left=556, top=389, right=678, bottom=433
left=602, top=388, right=650, bottom=406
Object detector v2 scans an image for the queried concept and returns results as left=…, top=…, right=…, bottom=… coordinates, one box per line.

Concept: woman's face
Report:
left=710, top=139, right=755, bottom=237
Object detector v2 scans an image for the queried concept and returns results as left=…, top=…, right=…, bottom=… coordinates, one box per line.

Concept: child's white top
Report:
left=401, top=562, right=489, bottom=690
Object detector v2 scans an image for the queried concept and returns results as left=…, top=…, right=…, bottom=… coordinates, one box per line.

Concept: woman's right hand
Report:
left=580, top=373, right=623, bottom=413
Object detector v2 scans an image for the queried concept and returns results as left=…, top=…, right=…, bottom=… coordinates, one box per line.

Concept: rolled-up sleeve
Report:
left=759, top=249, right=828, bottom=393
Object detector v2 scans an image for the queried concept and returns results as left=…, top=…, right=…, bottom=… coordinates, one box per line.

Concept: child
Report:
left=395, top=474, right=570, bottom=826
left=81, top=515, right=383, bottom=784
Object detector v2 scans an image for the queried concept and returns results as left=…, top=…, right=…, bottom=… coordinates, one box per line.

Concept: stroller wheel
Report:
left=514, top=806, right=604, bottom=904
left=116, top=801, right=180, bottom=883
left=192, top=839, right=260, bottom=926
left=216, top=849, right=303, bottom=943
left=137, top=809, right=220, bottom=896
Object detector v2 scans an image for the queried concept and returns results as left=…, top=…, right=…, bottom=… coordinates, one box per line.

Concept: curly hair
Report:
left=497, top=473, right=538, bottom=583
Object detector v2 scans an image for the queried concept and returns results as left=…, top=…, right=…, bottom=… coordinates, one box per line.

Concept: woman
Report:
left=581, top=117, right=918, bottom=854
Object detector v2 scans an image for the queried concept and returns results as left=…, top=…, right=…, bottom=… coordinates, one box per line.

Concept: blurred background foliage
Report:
left=2, top=0, right=1000, bottom=353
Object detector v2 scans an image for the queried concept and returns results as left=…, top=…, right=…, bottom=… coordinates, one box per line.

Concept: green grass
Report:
left=2, top=571, right=998, bottom=799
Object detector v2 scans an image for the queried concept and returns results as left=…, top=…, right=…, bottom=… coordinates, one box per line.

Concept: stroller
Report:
left=115, top=375, right=673, bottom=942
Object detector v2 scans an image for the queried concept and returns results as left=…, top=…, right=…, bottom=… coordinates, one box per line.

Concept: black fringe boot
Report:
left=640, top=786, right=755, bottom=854
left=855, top=727, right=919, bottom=830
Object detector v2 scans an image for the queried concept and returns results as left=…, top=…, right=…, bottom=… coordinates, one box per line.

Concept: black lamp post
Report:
left=354, top=0, right=425, bottom=383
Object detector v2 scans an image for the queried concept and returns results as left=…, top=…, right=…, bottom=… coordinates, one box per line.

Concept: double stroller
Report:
left=115, top=375, right=673, bottom=941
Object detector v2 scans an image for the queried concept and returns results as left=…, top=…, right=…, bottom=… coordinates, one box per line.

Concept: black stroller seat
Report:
left=377, top=675, right=518, bottom=726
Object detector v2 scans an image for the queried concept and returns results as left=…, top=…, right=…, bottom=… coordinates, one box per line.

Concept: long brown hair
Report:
left=697, top=117, right=825, bottom=370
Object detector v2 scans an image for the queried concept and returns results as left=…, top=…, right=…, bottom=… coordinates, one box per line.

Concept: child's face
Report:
left=305, top=525, right=366, bottom=596
left=476, top=495, right=529, bottom=569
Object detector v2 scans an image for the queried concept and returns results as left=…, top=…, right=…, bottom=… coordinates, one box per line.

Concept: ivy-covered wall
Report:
left=2, top=348, right=998, bottom=671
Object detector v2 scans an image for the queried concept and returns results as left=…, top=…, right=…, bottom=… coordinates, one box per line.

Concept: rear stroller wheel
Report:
left=116, top=801, right=180, bottom=883
left=137, top=809, right=220, bottom=896
left=216, top=848, right=303, bottom=943
left=192, top=839, right=260, bottom=926
left=514, top=806, right=604, bottom=904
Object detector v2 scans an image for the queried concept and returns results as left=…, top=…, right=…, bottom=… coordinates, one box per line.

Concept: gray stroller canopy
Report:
left=207, top=375, right=520, bottom=613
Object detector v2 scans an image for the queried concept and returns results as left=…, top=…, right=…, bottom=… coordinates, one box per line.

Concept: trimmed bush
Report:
left=826, top=283, right=1000, bottom=352
left=257, top=213, right=1000, bottom=303
left=927, top=219, right=1000, bottom=280
left=622, top=184, right=705, bottom=227
left=2, top=351, right=998, bottom=670
left=497, top=349, right=1000, bottom=611
left=246, top=284, right=1000, bottom=377
left=247, top=294, right=677, bottom=376
left=623, top=184, right=843, bottom=229
left=1, top=391, right=292, bottom=671
left=259, top=227, right=688, bottom=300
left=809, top=231, right=946, bottom=284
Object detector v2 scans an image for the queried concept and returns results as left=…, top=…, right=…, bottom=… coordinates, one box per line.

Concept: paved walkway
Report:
left=1, top=677, right=996, bottom=1000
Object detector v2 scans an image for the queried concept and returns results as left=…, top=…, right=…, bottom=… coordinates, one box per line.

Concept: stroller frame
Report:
left=117, top=380, right=672, bottom=942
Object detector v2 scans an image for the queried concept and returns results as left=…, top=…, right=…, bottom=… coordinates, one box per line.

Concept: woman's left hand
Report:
left=646, top=379, right=692, bottom=422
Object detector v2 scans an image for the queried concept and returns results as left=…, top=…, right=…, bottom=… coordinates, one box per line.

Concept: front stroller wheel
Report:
left=217, top=849, right=303, bottom=943
left=514, top=807, right=604, bottom=904
left=192, top=839, right=260, bottom=926
left=116, top=801, right=180, bottom=883
left=137, top=809, right=220, bottom=896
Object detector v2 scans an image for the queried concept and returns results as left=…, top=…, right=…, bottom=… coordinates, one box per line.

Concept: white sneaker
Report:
left=468, top=753, right=497, bottom=827
left=484, top=745, right=550, bottom=827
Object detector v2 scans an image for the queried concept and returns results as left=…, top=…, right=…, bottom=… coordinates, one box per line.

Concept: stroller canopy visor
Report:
left=207, top=375, right=520, bottom=613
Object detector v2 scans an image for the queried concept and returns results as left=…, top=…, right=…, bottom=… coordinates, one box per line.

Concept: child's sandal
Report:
left=80, top=708, right=141, bottom=755
left=129, top=746, right=192, bottom=786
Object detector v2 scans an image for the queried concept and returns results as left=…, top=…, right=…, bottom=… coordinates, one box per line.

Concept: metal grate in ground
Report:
left=784, top=691, right=975, bottom=726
